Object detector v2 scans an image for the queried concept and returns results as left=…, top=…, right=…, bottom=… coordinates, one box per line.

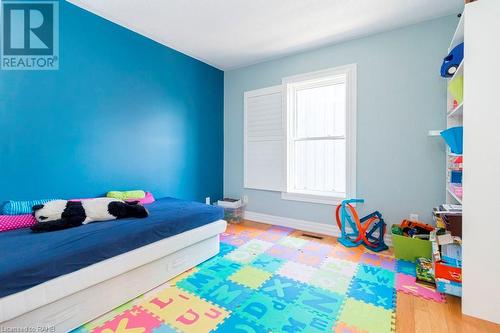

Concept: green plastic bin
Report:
left=392, top=232, right=432, bottom=262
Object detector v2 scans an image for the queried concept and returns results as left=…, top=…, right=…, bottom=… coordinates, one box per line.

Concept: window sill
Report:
left=281, top=192, right=345, bottom=205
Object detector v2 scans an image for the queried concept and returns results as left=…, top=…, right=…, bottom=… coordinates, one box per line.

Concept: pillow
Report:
left=125, top=192, right=155, bottom=205
left=107, top=190, right=146, bottom=200
left=2, top=199, right=59, bottom=215
left=0, top=214, right=37, bottom=232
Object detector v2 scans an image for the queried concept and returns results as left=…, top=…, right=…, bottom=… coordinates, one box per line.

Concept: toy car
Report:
left=441, top=43, right=464, bottom=78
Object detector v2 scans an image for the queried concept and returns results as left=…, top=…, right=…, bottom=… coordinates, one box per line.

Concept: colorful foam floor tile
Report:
left=272, top=304, right=337, bottom=333
left=301, top=241, right=333, bottom=257
left=74, top=223, right=451, bottom=333
left=203, top=280, right=254, bottom=311
left=197, top=258, right=242, bottom=279
left=347, top=278, right=396, bottom=310
left=213, top=313, right=267, bottom=333
left=260, top=275, right=307, bottom=303
left=380, top=256, right=396, bottom=271
left=333, top=321, right=369, bottom=333
left=238, top=239, right=274, bottom=255
left=256, top=226, right=292, bottom=242
left=337, top=298, right=395, bottom=333
left=396, top=273, right=446, bottom=303
left=330, top=244, right=366, bottom=262
left=224, top=238, right=274, bottom=264
left=266, top=243, right=300, bottom=261
left=220, top=233, right=250, bottom=247
left=294, top=251, right=327, bottom=267
left=140, top=287, right=229, bottom=333
left=250, top=253, right=286, bottom=273
left=320, top=257, right=358, bottom=278
left=355, top=264, right=395, bottom=288
left=229, top=266, right=272, bottom=289
left=219, top=243, right=237, bottom=256
left=309, top=269, right=352, bottom=294
left=295, top=285, right=344, bottom=318
left=238, top=292, right=293, bottom=329
left=277, top=261, right=318, bottom=283
left=278, top=236, right=309, bottom=249
left=92, top=306, right=162, bottom=333
left=396, top=259, right=417, bottom=277
left=152, top=324, right=178, bottom=333
left=176, top=270, right=224, bottom=295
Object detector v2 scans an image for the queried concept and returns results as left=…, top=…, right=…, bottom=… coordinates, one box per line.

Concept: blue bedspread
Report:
left=0, top=197, right=224, bottom=298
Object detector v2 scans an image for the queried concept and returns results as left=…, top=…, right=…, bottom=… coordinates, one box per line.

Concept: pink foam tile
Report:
left=396, top=273, right=445, bottom=303
left=92, top=306, right=162, bottom=333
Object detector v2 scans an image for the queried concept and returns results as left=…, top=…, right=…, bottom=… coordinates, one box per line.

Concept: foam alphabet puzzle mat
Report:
left=74, top=223, right=446, bottom=333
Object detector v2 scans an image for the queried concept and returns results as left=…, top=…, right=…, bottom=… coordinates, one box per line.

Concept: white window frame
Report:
left=281, top=64, right=357, bottom=205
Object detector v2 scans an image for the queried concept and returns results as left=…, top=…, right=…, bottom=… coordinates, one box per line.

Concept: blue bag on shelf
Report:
left=440, top=127, right=463, bottom=154
left=450, top=170, right=462, bottom=184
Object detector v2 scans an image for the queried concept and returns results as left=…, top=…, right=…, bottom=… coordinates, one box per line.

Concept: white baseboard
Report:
left=244, top=210, right=392, bottom=246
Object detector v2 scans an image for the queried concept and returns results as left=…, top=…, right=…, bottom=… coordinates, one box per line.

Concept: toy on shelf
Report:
left=335, top=199, right=388, bottom=252
left=440, top=126, right=463, bottom=154
left=440, top=42, right=464, bottom=78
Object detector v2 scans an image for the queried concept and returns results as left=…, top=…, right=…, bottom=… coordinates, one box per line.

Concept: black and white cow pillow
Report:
left=31, top=198, right=148, bottom=232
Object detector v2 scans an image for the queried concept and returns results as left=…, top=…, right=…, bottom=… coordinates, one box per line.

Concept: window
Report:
left=282, top=64, right=356, bottom=205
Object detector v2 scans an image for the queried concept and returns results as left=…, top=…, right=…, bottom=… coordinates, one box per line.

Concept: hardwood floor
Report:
left=239, top=220, right=500, bottom=333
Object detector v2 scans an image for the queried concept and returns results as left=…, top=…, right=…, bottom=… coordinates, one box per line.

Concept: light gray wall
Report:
left=224, top=16, right=458, bottom=227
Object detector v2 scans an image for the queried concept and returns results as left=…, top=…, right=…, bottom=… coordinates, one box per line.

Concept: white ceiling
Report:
left=67, top=0, right=463, bottom=70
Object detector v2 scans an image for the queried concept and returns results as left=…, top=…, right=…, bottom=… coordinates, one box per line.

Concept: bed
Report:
left=0, top=197, right=226, bottom=331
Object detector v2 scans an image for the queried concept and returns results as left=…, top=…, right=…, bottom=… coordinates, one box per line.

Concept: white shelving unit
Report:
left=445, top=13, right=464, bottom=206
left=461, top=0, right=500, bottom=323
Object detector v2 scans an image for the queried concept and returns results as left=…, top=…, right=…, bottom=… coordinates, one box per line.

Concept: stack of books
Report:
left=429, top=203, right=463, bottom=297
left=430, top=229, right=462, bottom=297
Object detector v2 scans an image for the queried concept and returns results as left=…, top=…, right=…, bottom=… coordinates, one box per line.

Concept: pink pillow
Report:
left=126, top=192, right=155, bottom=205
left=0, top=214, right=37, bottom=232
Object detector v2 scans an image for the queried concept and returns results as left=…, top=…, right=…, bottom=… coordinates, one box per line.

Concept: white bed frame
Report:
left=0, top=220, right=227, bottom=332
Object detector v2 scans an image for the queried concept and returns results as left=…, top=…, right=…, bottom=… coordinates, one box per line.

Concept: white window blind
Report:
left=244, top=85, right=284, bottom=191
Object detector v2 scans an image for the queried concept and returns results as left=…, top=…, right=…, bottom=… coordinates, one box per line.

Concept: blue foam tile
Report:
left=396, top=259, right=417, bottom=277
left=213, top=314, right=267, bottom=333
left=260, top=275, right=307, bottom=304
left=347, top=277, right=395, bottom=310
left=203, top=280, right=254, bottom=310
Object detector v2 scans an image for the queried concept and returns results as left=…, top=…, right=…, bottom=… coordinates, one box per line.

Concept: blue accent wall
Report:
left=224, top=16, right=458, bottom=226
left=0, top=2, right=223, bottom=202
